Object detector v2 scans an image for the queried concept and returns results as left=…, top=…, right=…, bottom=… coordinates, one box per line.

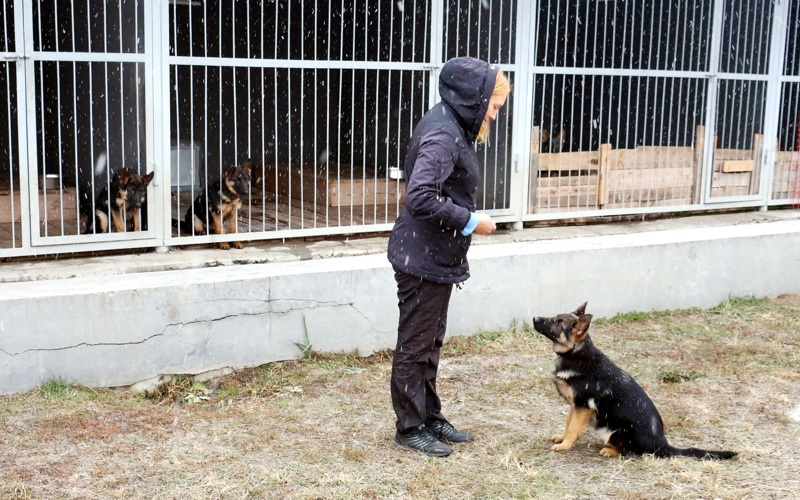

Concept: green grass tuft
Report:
left=658, top=369, right=703, bottom=383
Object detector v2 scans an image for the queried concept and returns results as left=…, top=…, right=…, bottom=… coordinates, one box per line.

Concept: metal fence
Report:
left=0, top=0, right=798, bottom=258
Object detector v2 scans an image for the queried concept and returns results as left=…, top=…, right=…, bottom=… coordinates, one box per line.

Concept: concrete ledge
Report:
left=1, top=210, right=799, bottom=394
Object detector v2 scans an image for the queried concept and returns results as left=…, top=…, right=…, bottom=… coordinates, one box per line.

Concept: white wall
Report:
left=1, top=217, right=799, bottom=394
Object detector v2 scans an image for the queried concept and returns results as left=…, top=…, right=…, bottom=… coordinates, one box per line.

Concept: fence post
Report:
left=598, top=144, right=611, bottom=208
left=751, top=133, right=764, bottom=196
left=529, top=126, right=540, bottom=213
left=693, top=125, right=705, bottom=204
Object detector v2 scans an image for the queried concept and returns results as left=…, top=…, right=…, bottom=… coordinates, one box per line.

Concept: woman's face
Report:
left=483, top=93, right=508, bottom=123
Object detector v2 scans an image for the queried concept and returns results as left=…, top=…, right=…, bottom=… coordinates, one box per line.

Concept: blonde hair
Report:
left=476, top=70, right=511, bottom=144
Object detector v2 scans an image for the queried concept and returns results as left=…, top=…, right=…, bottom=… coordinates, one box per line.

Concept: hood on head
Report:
left=439, top=57, right=500, bottom=138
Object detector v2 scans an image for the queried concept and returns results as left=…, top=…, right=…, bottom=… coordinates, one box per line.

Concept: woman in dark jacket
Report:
left=387, top=57, right=511, bottom=456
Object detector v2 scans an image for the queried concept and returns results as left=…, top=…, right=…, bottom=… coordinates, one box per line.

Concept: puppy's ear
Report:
left=117, top=168, right=131, bottom=187
left=224, top=164, right=237, bottom=176
left=573, top=302, right=588, bottom=316
left=572, top=314, right=593, bottom=340
left=143, top=171, right=155, bottom=186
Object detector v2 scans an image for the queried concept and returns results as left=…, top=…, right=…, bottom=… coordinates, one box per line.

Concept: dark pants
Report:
left=391, top=269, right=454, bottom=433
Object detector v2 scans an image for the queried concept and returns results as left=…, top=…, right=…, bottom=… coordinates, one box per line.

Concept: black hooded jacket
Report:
left=387, top=57, right=499, bottom=284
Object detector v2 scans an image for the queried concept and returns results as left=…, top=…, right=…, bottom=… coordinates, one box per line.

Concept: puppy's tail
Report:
left=657, top=445, right=737, bottom=460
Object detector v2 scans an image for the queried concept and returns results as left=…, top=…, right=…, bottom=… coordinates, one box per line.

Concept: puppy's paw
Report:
left=218, top=242, right=231, bottom=250
left=550, top=434, right=565, bottom=443
left=233, top=241, right=244, bottom=249
left=550, top=442, right=573, bottom=452
left=599, top=446, right=621, bottom=457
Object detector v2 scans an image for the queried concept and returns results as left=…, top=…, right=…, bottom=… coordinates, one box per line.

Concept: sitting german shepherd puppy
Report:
left=173, top=161, right=252, bottom=249
left=88, top=168, right=155, bottom=233
left=533, top=302, right=736, bottom=460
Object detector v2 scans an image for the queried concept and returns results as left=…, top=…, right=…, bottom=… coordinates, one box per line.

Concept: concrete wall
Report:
left=1, top=215, right=799, bottom=394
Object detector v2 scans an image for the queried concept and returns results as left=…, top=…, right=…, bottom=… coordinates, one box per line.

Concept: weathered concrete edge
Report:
left=1, top=217, right=798, bottom=394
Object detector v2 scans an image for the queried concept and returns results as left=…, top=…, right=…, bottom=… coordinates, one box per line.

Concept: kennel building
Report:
left=0, top=0, right=798, bottom=258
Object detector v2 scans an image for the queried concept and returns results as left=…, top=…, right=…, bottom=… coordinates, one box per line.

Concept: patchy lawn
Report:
left=2, top=295, right=799, bottom=499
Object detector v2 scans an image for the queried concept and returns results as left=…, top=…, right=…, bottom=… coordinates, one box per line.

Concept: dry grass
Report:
left=2, top=295, right=799, bottom=499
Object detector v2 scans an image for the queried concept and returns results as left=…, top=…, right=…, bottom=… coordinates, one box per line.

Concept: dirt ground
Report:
left=1, top=295, right=799, bottom=499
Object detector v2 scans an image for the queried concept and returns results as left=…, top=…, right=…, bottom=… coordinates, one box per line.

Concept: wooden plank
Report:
left=534, top=195, right=598, bottom=211
left=529, top=126, right=540, bottom=213
left=0, top=188, right=78, bottom=224
left=605, top=167, right=695, bottom=190
left=721, top=160, right=755, bottom=172
left=605, top=197, right=693, bottom=209
left=608, top=147, right=694, bottom=170
left=262, top=162, right=404, bottom=207
left=598, top=143, right=611, bottom=206
left=711, top=171, right=751, bottom=186
left=750, top=134, right=763, bottom=195
left=539, top=151, right=599, bottom=171
left=605, top=186, right=694, bottom=205
left=537, top=184, right=597, bottom=199
left=693, top=125, right=705, bottom=203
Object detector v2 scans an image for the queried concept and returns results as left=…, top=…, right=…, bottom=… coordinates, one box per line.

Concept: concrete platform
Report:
left=1, top=209, right=799, bottom=394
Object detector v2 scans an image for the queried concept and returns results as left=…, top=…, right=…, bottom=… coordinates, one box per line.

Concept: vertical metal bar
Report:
left=35, top=1, right=48, bottom=235
left=294, top=1, right=304, bottom=228
left=68, top=2, right=80, bottom=232
left=232, top=5, right=238, bottom=165
left=118, top=1, right=129, bottom=224
left=3, top=0, right=15, bottom=244
left=351, top=2, right=357, bottom=226
left=577, top=1, right=590, bottom=207
left=380, top=2, right=387, bottom=220
left=275, top=1, right=280, bottom=229
left=364, top=2, right=370, bottom=224
left=173, top=1, right=183, bottom=231
left=215, top=2, right=222, bottom=235
left=337, top=0, right=344, bottom=227
left=455, top=0, right=460, bottom=57
left=428, top=0, right=443, bottom=107
left=53, top=2, right=65, bottom=233
left=655, top=0, right=670, bottom=203
left=313, top=0, right=319, bottom=227
left=480, top=1, right=487, bottom=203
left=325, top=0, right=331, bottom=227
left=102, top=0, right=115, bottom=228
left=259, top=2, right=266, bottom=231
left=297, top=1, right=304, bottom=228
left=384, top=3, right=394, bottom=225
left=135, top=19, right=143, bottom=228
left=199, top=0, right=209, bottom=235
left=762, top=0, right=791, bottom=205
left=395, top=2, right=406, bottom=216
left=17, top=0, right=35, bottom=247
left=702, top=0, right=725, bottom=202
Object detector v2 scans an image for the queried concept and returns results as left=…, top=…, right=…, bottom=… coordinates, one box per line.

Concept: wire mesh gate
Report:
left=164, top=0, right=516, bottom=246
left=0, top=0, right=798, bottom=258
left=525, top=0, right=798, bottom=218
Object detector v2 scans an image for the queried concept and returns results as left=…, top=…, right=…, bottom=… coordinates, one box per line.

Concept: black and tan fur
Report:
left=87, top=168, right=155, bottom=233
left=533, top=302, right=736, bottom=460
left=173, top=161, right=252, bottom=249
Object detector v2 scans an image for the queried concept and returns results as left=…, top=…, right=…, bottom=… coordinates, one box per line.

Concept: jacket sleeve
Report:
left=404, top=129, right=472, bottom=230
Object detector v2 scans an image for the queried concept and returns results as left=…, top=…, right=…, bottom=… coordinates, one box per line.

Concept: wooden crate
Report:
left=261, top=162, right=404, bottom=208
left=772, top=151, right=800, bottom=200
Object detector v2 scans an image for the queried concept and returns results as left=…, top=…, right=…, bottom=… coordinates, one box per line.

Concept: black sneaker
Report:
left=427, top=420, right=474, bottom=444
left=395, top=427, right=453, bottom=457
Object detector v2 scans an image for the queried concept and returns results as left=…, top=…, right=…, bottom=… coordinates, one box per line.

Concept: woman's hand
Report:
left=473, top=213, right=497, bottom=235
